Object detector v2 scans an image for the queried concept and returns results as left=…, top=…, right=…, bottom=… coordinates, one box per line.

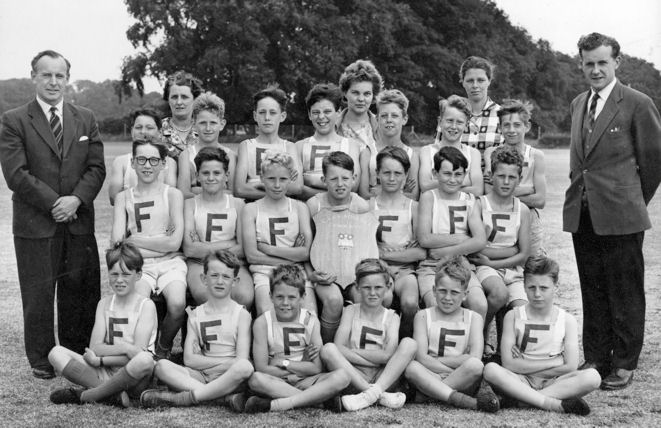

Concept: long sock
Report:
left=270, top=396, right=296, bottom=411
left=541, top=396, right=563, bottom=412
left=171, top=390, right=196, bottom=406
left=320, top=316, right=340, bottom=344
left=80, top=367, right=140, bottom=403
left=448, top=391, right=477, bottom=409
left=62, top=360, right=102, bottom=388
left=159, top=312, right=184, bottom=350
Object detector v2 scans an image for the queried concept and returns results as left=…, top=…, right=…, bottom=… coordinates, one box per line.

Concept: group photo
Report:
left=1, top=0, right=660, bottom=427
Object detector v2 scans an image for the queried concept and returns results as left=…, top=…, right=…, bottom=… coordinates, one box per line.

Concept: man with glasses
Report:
left=0, top=50, right=105, bottom=379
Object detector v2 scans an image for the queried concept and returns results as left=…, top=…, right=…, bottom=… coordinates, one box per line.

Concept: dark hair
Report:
left=376, top=146, right=411, bottom=174
left=203, top=250, right=241, bottom=276
left=490, top=145, right=523, bottom=175
left=31, top=50, right=71, bottom=76
left=435, top=256, right=470, bottom=290
left=355, top=258, right=391, bottom=287
left=131, top=108, right=162, bottom=129
left=270, top=264, right=306, bottom=296
left=376, top=89, right=409, bottom=115
left=524, top=255, right=559, bottom=284
left=433, top=146, right=468, bottom=172
left=106, top=241, right=143, bottom=272
left=194, top=146, right=230, bottom=173
left=193, top=92, right=226, bottom=120
left=322, top=151, right=354, bottom=175
left=306, top=83, right=343, bottom=112
left=162, top=70, right=204, bottom=101
left=498, top=99, right=533, bottom=124
left=253, top=84, right=288, bottom=111
left=132, top=134, right=168, bottom=159
left=338, top=59, right=384, bottom=96
left=459, top=56, right=495, bottom=81
left=438, top=95, right=471, bottom=120
left=577, top=32, right=621, bottom=58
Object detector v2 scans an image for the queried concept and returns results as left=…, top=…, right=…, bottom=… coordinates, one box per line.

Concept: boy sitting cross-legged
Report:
left=405, top=256, right=499, bottom=412
left=140, top=250, right=254, bottom=410
left=48, top=242, right=157, bottom=407
left=321, top=258, right=417, bottom=411
left=483, top=256, right=601, bottom=415
left=246, top=264, right=350, bottom=413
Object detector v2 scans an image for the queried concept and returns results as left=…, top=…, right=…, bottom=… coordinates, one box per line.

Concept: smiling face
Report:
left=271, top=281, right=303, bottom=322
left=345, top=81, right=374, bottom=116
left=462, top=68, right=490, bottom=104
left=32, top=55, right=69, bottom=106
left=132, top=143, right=165, bottom=184
left=131, top=115, right=159, bottom=141
left=254, top=96, right=286, bottom=135
left=435, top=159, right=465, bottom=195
left=433, top=274, right=466, bottom=315
left=377, top=102, right=407, bottom=139
left=322, top=164, right=354, bottom=203
left=500, top=112, right=530, bottom=147
left=377, top=157, right=407, bottom=194
left=261, top=164, right=291, bottom=200
left=357, top=273, right=388, bottom=308
left=108, top=261, right=140, bottom=298
left=439, top=106, right=468, bottom=145
left=197, top=159, right=227, bottom=194
left=168, top=84, right=195, bottom=120
left=195, top=109, right=226, bottom=145
left=202, top=259, right=237, bottom=300
left=524, top=274, right=555, bottom=310
left=581, top=44, right=620, bottom=92
left=309, top=99, right=338, bottom=136
left=491, top=162, right=520, bottom=198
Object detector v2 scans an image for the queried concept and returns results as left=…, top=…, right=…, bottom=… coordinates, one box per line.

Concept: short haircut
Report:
left=433, top=146, right=468, bottom=172
left=31, top=50, right=71, bottom=76
left=131, top=108, right=162, bottom=130
left=338, top=59, right=384, bottom=96
left=203, top=250, right=241, bottom=276
left=490, top=145, right=523, bottom=175
left=322, top=151, right=354, bottom=175
left=498, top=99, right=533, bottom=123
left=355, top=258, right=391, bottom=287
left=163, top=70, right=204, bottom=101
left=524, top=255, right=560, bottom=284
left=260, top=150, right=296, bottom=177
left=577, top=32, right=620, bottom=58
left=306, top=83, right=343, bottom=112
left=193, top=92, right=226, bottom=120
left=459, top=56, right=495, bottom=81
left=106, top=241, right=143, bottom=272
left=376, top=89, right=409, bottom=115
left=270, top=264, right=306, bottom=296
left=194, top=146, right=230, bottom=173
left=132, top=134, right=168, bottom=159
left=376, top=146, right=411, bottom=174
left=253, top=84, right=288, bottom=111
left=438, top=95, right=471, bottom=120
left=434, top=256, right=471, bottom=290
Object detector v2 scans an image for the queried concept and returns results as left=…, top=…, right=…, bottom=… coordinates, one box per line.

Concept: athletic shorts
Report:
left=475, top=265, right=527, bottom=304
left=186, top=364, right=228, bottom=384
left=517, top=373, right=557, bottom=391
left=417, top=257, right=481, bottom=298
left=529, top=208, right=546, bottom=257
left=142, top=255, right=187, bottom=295
left=384, top=261, right=416, bottom=281
left=285, top=372, right=331, bottom=390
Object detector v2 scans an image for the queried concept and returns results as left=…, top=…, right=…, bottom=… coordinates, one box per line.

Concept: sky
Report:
left=1, top=0, right=660, bottom=94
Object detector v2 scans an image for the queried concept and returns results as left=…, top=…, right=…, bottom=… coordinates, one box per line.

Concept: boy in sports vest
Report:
left=140, top=250, right=253, bottom=409
left=483, top=256, right=601, bottom=415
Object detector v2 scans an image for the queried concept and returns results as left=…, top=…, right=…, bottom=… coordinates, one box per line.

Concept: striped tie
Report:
left=588, top=93, right=599, bottom=130
left=49, top=106, right=63, bottom=155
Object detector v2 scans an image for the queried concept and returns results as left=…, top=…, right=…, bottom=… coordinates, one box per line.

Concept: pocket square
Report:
left=78, top=136, right=89, bottom=142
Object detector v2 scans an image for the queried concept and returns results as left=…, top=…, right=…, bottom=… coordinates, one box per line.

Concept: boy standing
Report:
left=483, top=256, right=601, bottom=415
left=140, top=250, right=254, bottom=409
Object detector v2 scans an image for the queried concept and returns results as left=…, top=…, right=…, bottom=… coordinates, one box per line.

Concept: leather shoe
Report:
left=579, top=361, right=610, bottom=378
left=32, top=367, right=55, bottom=380
left=600, top=368, right=634, bottom=390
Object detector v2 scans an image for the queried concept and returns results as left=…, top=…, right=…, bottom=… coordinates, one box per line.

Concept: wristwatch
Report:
left=282, top=359, right=290, bottom=369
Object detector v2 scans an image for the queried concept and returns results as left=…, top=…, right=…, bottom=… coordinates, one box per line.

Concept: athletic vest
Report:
left=481, top=196, right=522, bottom=248
left=300, top=136, right=351, bottom=180
left=104, top=295, right=157, bottom=352
left=188, top=301, right=244, bottom=358
left=370, top=197, right=414, bottom=247
left=193, top=194, right=238, bottom=243
left=349, top=304, right=396, bottom=351
left=519, top=144, right=536, bottom=190
left=514, top=305, right=566, bottom=360
left=265, top=308, right=317, bottom=361
left=245, top=138, right=289, bottom=183
left=431, top=190, right=476, bottom=235
left=125, top=185, right=172, bottom=258
left=425, top=307, right=473, bottom=358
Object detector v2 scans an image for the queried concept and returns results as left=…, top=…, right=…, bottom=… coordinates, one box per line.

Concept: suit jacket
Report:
left=563, top=81, right=661, bottom=235
left=0, top=99, right=106, bottom=238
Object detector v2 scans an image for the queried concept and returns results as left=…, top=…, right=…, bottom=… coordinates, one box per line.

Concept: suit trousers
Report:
left=14, top=224, right=100, bottom=369
left=572, top=207, right=645, bottom=370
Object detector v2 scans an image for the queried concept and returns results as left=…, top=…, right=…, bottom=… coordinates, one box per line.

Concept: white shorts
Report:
left=475, top=265, right=527, bottom=304
left=141, top=255, right=187, bottom=294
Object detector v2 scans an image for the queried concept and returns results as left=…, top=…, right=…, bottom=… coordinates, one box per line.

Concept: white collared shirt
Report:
left=36, top=97, right=64, bottom=127
left=587, top=78, right=617, bottom=121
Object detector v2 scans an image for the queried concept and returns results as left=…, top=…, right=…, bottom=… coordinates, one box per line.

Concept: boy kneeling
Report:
left=483, top=256, right=601, bottom=415
left=141, top=250, right=253, bottom=409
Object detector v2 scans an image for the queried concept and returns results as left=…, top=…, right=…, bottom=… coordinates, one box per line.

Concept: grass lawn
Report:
left=0, top=143, right=660, bottom=427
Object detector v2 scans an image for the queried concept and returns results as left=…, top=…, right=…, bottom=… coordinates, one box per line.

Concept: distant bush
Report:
left=538, top=133, right=570, bottom=148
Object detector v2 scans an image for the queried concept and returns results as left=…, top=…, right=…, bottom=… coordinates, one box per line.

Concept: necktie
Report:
left=588, top=93, right=599, bottom=130
left=49, top=106, right=63, bottom=155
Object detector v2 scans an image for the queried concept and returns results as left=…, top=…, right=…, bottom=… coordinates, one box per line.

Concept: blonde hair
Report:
left=260, top=150, right=296, bottom=177
left=193, top=92, right=226, bottom=119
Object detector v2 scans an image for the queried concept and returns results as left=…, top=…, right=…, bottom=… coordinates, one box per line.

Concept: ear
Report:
left=200, top=273, right=205, bottom=283
left=219, top=118, right=227, bottom=131
left=402, top=114, right=409, bottom=126
left=614, top=55, right=622, bottom=70
left=321, top=175, right=327, bottom=185
left=280, top=111, right=287, bottom=122
left=253, top=110, right=258, bottom=123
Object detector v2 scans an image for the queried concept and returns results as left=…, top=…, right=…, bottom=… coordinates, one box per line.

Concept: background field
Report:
left=0, top=144, right=660, bottom=427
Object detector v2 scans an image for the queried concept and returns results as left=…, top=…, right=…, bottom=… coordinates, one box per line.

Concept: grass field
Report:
left=1, top=143, right=660, bottom=427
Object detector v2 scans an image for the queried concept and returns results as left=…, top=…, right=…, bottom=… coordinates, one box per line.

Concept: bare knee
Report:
left=233, top=358, right=254, bottom=380
left=398, top=337, right=418, bottom=358
left=321, top=342, right=339, bottom=362
left=582, top=368, right=602, bottom=390
left=248, top=372, right=267, bottom=391
left=462, top=357, right=484, bottom=377
left=482, top=362, right=501, bottom=382
left=330, top=368, right=351, bottom=390
left=404, top=360, right=423, bottom=380
left=129, top=351, right=155, bottom=378
left=400, top=296, right=419, bottom=317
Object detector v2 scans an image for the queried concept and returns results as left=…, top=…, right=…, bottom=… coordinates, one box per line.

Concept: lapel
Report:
left=62, top=102, right=79, bottom=158
left=585, top=82, right=622, bottom=158
left=572, top=91, right=589, bottom=160
left=28, top=99, right=61, bottom=159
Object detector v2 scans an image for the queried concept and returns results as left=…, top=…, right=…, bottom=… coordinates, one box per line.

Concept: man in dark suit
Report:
left=563, top=33, right=661, bottom=390
left=0, top=50, right=105, bottom=379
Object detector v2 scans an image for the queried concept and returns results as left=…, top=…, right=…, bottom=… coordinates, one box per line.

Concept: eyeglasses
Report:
left=134, top=156, right=163, bottom=166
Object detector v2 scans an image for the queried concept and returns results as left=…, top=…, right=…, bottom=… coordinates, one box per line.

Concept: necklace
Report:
left=171, top=121, right=192, bottom=133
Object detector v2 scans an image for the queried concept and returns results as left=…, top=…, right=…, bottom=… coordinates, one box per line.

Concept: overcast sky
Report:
left=1, top=0, right=659, bottom=93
